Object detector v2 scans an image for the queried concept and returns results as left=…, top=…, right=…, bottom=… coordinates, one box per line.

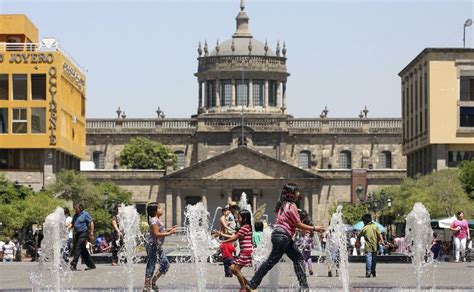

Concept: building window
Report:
left=298, top=151, right=311, bottom=169
left=93, top=151, right=105, bottom=169
left=236, top=79, right=248, bottom=106
left=12, top=108, right=27, bottom=133
left=448, top=151, right=474, bottom=167
left=31, top=108, right=46, bottom=133
left=206, top=80, right=216, bottom=107
left=175, top=151, right=185, bottom=169
left=13, top=74, right=27, bottom=100
left=460, top=76, right=474, bottom=101
left=380, top=151, right=392, bottom=169
left=339, top=150, right=351, bottom=169
left=253, top=80, right=264, bottom=106
left=0, top=74, right=8, bottom=100
left=31, top=74, right=47, bottom=100
left=460, top=106, right=474, bottom=127
left=220, top=79, right=232, bottom=106
left=269, top=80, right=278, bottom=106
left=0, top=108, right=7, bottom=133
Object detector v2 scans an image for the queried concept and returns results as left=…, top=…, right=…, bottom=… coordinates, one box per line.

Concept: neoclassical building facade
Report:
left=83, top=2, right=406, bottom=226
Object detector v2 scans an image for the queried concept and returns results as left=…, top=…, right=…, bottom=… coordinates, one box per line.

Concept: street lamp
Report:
left=464, top=19, right=472, bottom=48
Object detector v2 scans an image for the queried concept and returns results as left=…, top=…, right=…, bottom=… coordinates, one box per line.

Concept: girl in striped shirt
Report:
left=220, top=209, right=253, bottom=292
left=245, top=183, right=325, bottom=291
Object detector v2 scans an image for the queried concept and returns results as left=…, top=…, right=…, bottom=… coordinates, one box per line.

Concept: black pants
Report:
left=70, top=231, right=95, bottom=269
left=249, top=231, right=308, bottom=289
left=112, top=238, right=122, bottom=263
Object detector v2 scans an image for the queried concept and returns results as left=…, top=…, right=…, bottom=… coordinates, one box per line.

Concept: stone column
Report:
left=264, top=80, right=269, bottom=110
left=215, top=79, right=221, bottom=110
left=231, top=79, right=236, bottom=107
left=43, top=149, right=55, bottom=186
left=303, top=192, right=309, bottom=213
left=175, top=191, right=182, bottom=227
left=248, top=79, right=254, bottom=108
left=312, top=191, right=321, bottom=225
left=166, top=189, right=173, bottom=228
left=201, top=193, right=208, bottom=209
left=202, top=81, right=207, bottom=108
left=252, top=193, right=257, bottom=214
left=282, top=82, right=287, bottom=112
left=276, top=82, right=281, bottom=108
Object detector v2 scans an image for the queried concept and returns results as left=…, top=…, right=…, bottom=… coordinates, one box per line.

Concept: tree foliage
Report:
left=459, top=159, right=474, bottom=199
left=329, top=203, right=369, bottom=225
left=48, top=170, right=99, bottom=207
left=119, top=137, right=177, bottom=169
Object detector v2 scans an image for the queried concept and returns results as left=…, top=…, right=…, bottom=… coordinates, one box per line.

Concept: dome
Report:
left=210, top=37, right=275, bottom=57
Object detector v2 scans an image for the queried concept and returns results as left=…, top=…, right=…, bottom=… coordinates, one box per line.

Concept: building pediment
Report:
left=163, top=147, right=321, bottom=180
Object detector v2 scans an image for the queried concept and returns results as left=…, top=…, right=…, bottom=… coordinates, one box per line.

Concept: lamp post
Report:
left=356, top=189, right=392, bottom=225
left=464, top=19, right=472, bottom=48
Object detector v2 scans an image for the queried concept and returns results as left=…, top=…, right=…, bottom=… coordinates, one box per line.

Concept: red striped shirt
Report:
left=275, top=203, right=300, bottom=237
left=237, top=224, right=253, bottom=252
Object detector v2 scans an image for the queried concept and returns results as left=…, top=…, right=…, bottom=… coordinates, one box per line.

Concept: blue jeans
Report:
left=145, top=242, right=169, bottom=278
left=365, top=252, right=377, bottom=274
left=249, top=231, right=308, bottom=289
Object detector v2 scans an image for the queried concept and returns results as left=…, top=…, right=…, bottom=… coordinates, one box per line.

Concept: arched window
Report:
left=175, top=151, right=185, bottom=169
left=298, top=151, right=311, bottom=169
left=339, top=150, right=352, bottom=169
left=380, top=151, right=392, bottom=169
left=93, top=151, right=104, bottom=169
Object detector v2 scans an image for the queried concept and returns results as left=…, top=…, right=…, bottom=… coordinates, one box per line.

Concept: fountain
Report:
left=405, top=202, right=433, bottom=291
left=117, top=204, right=141, bottom=292
left=209, top=206, right=222, bottom=232
left=184, top=202, right=213, bottom=291
left=326, top=205, right=349, bottom=292
left=31, top=206, right=71, bottom=292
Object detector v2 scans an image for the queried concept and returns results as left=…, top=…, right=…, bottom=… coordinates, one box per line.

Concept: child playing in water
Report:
left=220, top=209, right=253, bottom=292
left=220, top=241, right=236, bottom=277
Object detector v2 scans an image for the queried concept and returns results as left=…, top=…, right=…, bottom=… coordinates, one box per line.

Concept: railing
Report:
left=198, top=55, right=287, bottom=72
left=368, top=119, right=402, bottom=133
left=0, top=42, right=85, bottom=75
left=86, top=118, right=197, bottom=131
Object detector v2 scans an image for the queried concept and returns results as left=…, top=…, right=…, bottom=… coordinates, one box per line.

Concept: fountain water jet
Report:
left=117, top=204, right=141, bottom=292
left=326, top=205, right=349, bottom=292
left=405, top=202, right=433, bottom=291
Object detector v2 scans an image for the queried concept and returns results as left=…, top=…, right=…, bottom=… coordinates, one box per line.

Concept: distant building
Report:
left=399, top=48, right=474, bottom=177
left=84, top=2, right=405, bottom=225
left=0, top=15, right=86, bottom=188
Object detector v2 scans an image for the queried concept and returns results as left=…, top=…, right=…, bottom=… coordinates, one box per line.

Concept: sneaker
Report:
left=455, top=259, right=460, bottom=263
left=85, top=266, right=96, bottom=271
left=371, top=271, right=376, bottom=277
left=366, top=272, right=371, bottom=278
left=70, top=266, right=77, bottom=271
left=462, top=257, right=466, bottom=262
left=328, top=271, right=332, bottom=277
left=244, top=284, right=256, bottom=292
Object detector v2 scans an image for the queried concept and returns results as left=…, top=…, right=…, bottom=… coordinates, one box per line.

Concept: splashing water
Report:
left=184, top=202, right=213, bottom=291
left=31, top=206, right=71, bottom=291
left=405, top=202, right=433, bottom=291
left=117, top=204, right=141, bottom=292
left=252, top=226, right=273, bottom=270
left=209, top=206, right=222, bottom=232
left=326, top=205, right=349, bottom=292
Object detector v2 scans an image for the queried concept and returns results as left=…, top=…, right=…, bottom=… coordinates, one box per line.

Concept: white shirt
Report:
left=350, top=237, right=357, bottom=246
left=3, top=242, right=17, bottom=260
left=360, top=236, right=366, bottom=248
left=65, top=216, right=73, bottom=239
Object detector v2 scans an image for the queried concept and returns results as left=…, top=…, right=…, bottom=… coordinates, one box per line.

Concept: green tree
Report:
left=48, top=170, right=100, bottom=207
left=96, top=181, right=133, bottom=207
left=459, top=159, right=474, bottom=199
left=119, top=137, right=177, bottom=169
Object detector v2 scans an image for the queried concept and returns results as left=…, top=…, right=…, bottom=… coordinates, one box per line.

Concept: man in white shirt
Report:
left=3, top=237, right=17, bottom=262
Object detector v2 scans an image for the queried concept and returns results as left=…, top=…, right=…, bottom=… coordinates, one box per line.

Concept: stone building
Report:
left=84, top=1, right=406, bottom=226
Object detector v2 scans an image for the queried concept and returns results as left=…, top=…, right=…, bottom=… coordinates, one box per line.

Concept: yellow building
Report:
left=399, top=48, right=474, bottom=177
left=0, top=15, right=86, bottom=188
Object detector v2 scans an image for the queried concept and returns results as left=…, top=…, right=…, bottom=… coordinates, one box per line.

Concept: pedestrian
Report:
left=2, top=237, right=17, bottom=262
left=450, top=211, right=470, bottom=262
left=430, top=232, right=441, bottom=261
left=220, top=240, right=236, bottom=277
left=350, top=233, right=357, bottom=256
left=143, top=203, right=176, bottom=292
left=220, top=209, right=254, bottom=292
left=245, top=183, right=325, bottom=291
left=356, top=214, right=384, bottom=278
left=252, top=221, right=264, bottom=248
left=219, top=207, right=235, bottom=237
left=63, top=207, right=73, bottom=262
left=227, top=201, right=239, bottom=232
left=70, top=203, right=96, bottom=271
left=111, top=205, right=123, bottom=266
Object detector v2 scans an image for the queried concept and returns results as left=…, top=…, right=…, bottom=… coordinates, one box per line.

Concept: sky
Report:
left=0, top=0, right=472, bottom=118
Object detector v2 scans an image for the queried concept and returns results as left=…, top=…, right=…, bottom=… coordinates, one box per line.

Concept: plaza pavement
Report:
left=0, top=260, right=473, bottom=291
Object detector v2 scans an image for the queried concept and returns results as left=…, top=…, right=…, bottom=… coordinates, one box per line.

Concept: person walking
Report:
left=63, top=207, right=73, bottom=262
left=143, top=203, right=176, bottom=292
left=70, top=203, right=96, bottom=271
left=356, top=214, right=384, bottom=278
left=111, top=205, right=123, bottom=266
left=245, top=183, right=325, bottom=291
left=450, top=211, right=470, bottom=262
